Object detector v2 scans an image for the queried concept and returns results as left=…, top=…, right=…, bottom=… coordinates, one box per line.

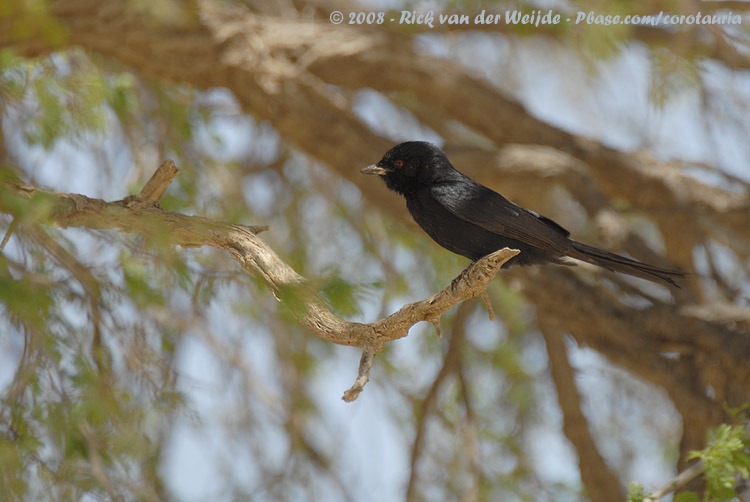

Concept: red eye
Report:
left=395, top=160, right=404, bottom=168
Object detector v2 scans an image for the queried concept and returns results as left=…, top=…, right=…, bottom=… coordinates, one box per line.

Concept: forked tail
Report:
left=567, top=241, right=686, bottom=288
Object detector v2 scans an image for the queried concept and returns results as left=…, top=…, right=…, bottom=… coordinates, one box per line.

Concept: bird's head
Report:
left=361, top=141, right=454, bottom=195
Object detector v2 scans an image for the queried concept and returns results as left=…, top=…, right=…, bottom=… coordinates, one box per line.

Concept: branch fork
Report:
left=339, top=246, right=519, bottom=400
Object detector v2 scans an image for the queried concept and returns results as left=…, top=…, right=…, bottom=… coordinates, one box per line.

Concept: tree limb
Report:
left=513, top=266, right=748, bottom=458
left=644, top=461, right=704, bottom=501
left=541, top=328, right=623, bottom=502
left=0, top=160, right=519, bottom=401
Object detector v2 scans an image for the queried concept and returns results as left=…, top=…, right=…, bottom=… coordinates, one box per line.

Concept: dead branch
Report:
left=0, top=160, right=518, bottom=401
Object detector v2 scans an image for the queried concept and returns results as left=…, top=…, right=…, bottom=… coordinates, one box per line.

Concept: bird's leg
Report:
left=450, top=260, right=496, bottom=321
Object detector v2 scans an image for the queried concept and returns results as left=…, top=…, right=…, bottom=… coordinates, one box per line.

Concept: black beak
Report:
left=361, top=164, right=387, bottom=176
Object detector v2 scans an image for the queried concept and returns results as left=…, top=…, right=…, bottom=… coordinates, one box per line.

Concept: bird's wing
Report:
left=430, top=181, right=571, bottom=251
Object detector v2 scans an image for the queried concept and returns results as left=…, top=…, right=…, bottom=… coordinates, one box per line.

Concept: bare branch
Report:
left=0, top=164, right=518, bottom=401
left=342, top=340, right=380, bottom=402
left=645, top=462, right=704, bottom=501
left=126, top=160, right=180, bottom=206
left=479, top=290, right=495, bottom=321
left=0, top=216, right=18, bottom=250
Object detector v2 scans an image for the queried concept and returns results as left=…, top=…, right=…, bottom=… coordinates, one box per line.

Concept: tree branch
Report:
left=513, top=266, right=746, bottom=457
left=644, top=462, right=704, bottom=501
left=341, top=340, right=379, bottom=402
left=0, top=161, right=519, bottom=401
left=541, top=328, right=623, bottom=502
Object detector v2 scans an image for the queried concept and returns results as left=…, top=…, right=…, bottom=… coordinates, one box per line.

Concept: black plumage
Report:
left=362, top=141, right=685, bottom=287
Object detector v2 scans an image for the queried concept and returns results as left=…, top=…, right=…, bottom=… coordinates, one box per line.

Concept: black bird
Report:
left=362, top=141, right=685, bottom=287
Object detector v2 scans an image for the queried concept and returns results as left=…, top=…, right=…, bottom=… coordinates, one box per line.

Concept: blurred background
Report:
left=1, top=0, right=749, bottom=501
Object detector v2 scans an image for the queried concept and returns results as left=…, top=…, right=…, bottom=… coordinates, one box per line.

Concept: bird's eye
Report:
left=395, top=160, right=404, bottom=168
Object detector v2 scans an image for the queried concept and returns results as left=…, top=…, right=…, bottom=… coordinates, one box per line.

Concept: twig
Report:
left=0, top=216, right=17, bottom=249
left=140, top=160, right=179, bottom=203
left=645, top=462, right=704, bottom=501
left=125, top=160, right=181, bottom=206
left=480, top=290, right=495, bottom=321
left=342, top=341, right=381, bottom=402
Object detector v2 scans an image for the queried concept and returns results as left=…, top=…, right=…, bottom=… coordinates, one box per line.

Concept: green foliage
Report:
left=650, top=48, right=702, bottom=108
left=0, top=255, right=55, bottom=329
left=0, top=236, right=191, bottom=500
left=320, top=274, right=362, bottom=318
left=674, top=492, right=701, bottom=502
left=629, top=411, right=750, bottom=502
left=0, top=50, right=26, bottom=99
left=0, top=50, right=143, bottom=150
left=104, top=73, right=138, bottom=121
left=688, top=421, right=750, bottom=501
left=277, top=282, right=314, bottom=319
left=627, top=482, right=645, bottom=502
left=121, top=252, right=166, bottom=309
left=0, top=0, right=67, bottom=47
left=0, top=187, right=66, bottom=227
left=21, top=53, right=108, bottom=148
left=276, top=266, right=375, bottom=322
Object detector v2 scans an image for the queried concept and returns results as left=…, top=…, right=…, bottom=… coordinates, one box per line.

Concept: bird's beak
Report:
left=361, top=164, right=387, bottom=176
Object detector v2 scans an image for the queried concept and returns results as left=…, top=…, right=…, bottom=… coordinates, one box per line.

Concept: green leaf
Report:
left=674, top=492, right=700, bottom=502
left=689, top=421, right=750, bottom=501
left=321, top=274, right=363, bottom=318
left=626, top=482, right=644, bottom=502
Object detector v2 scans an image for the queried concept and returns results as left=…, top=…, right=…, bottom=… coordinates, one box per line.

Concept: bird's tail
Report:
left=567, top=241, right=686, bottom=288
